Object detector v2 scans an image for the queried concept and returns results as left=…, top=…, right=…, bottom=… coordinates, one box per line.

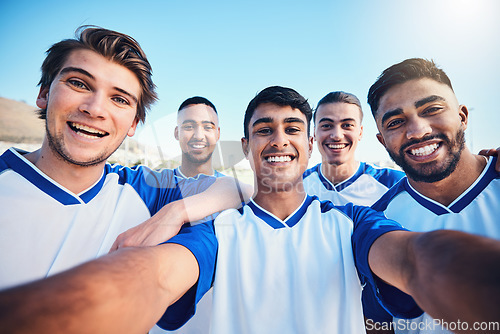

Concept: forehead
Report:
left=59, top=49, right=141, bottom=98
left=315, top=102, right=361, bottom=124
left=250, top=103, right=307, bottom=124
left=377, top=78, right=457, bottom=119
left=178, top=104, right=218, bottom=124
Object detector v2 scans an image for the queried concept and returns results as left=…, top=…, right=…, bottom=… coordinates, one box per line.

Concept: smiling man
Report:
left=363, top=58, right=500, bottom=334
left=303, top=91, right=404, bottom=206
left=174, top=96, right=223, bottom=178
left=1, top=86, right=499, bottom=334
left=0, top=26, right=248, bottom=333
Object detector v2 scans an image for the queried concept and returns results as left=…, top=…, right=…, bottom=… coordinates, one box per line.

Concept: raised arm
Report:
left=111, top=176, right=253, bottom=250
left=0, top=243, right=199, bottom=334
left=369, top=229, right=500, bottom=325
left=478, top=147, right=500, bottom=172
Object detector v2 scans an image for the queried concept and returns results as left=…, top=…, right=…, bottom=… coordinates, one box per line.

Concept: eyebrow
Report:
left=252, top=117, right=305, bottom=127
left=318, top=117, right=356, bottom=123
left=59, top=66, right=138, bottom=104
left=182, top=120, right=216, bottom=126
left=414, top=95, right=445, bottom=109
left=381, top=108, right=403, bottom=125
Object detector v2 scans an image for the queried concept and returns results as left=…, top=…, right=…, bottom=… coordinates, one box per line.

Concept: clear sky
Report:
left=1, top=0, right=498, bottom=164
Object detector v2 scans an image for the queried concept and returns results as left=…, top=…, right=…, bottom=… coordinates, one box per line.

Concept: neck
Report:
left=321, top=159, right=359, bottom=185
left=408, top=149, right=487, bottom=206
left=179, top=158, right=214, bottom=178
left=24, top=140, right=106, bottom=194
left=252, top=181, right=307, bottom=220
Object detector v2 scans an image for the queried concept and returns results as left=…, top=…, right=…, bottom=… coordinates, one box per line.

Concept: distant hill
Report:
left=0, top=97, right=44, bottom=143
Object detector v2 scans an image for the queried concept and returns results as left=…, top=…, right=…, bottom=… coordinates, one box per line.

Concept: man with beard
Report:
left=362, top=58, right=500, bottom=334
left=150, top=97, right=223, bottom=334
left=174, top=96, right=224, bottom=178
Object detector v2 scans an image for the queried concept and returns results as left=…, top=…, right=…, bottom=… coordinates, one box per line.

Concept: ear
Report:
left=458, top=105, right=469, bottom=130
left=359, top=124, right=364, bottom=141
left=241, top=137, right=249, bottom=158
left=127, top=118, right=140, bottom=137
left=376, top=133, right=386, bottom=148
left=174, top=126, right=179, bottom=140
left=216, top=127, right=221, bottom=141
left=36, top=86, right=50, bottom=109
left=308, top=136, right=314, bottom=158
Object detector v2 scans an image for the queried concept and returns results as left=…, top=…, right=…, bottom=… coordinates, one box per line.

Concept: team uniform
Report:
left=303, top=162, right=404, bottom=206
left=158, top=195, right=415, bottom=334
left=0, top=147, right=216, bottom=291
left=365, top=156, right=500, bottom=334
left=150, top=167, right=225, bottom=334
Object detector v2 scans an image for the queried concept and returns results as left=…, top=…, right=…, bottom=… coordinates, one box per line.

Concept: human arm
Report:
left=368, top=229, right=500, bottom=326
left=478, top=147, right=500, bottom=172
left=110, top=176, right=252, bottom=250
left=0, top=243, right=199, bottom=334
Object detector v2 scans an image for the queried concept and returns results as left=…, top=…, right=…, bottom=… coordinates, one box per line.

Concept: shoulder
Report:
left=303, top=163, right=321, bottom=179
left=371, top=177, right=408, bottom=211
left=362, top=162, right=405, bottom=187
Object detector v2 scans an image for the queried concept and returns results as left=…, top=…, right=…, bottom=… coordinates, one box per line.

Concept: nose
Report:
left=406, top=116, right=432, bottom=140
left=193, top=125, right=204, bottom=140
left=329, top=125, right=342, bottom=141
left=270, top=128, right=288, bottom=148
left=79, top=92, right=107, bottom=119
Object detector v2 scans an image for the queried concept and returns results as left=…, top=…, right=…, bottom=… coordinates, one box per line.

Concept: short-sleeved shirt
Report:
left=364, top=156, right=500, bottom=334
left=0, top=147, right=216, bottom=290
left=303, top=162, right=404, bottom=206
left=158, top=195, right=413, bottom=333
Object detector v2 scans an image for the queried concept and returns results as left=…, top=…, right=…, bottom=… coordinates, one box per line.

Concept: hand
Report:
left=478, top=147, right=500, bottom=172
left=109, top=200, right=187, bottom=252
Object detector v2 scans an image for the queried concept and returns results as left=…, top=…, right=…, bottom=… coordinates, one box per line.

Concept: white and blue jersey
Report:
left=303, top=162, right=404, bottom=206
left=364, top=156, right=500, bottom=334
left=0, top=147, right=216, bottom=291
left=150, top=166, right=226, bottom=334
left=158, top=195, right=414, bottom=334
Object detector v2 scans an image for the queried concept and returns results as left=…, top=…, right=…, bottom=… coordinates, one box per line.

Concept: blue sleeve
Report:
left=349, top=204, right=423, bottom=320
left=156, top=221, right=218, bottom=330
left=123, top=166, right=217, bottom=216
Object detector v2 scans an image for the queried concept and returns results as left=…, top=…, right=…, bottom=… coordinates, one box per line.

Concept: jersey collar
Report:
left=317, top=162, right=364, bottom=192
left=2, top=148, right=106, bottom=205
left=247, top=195, right=313, bottom=229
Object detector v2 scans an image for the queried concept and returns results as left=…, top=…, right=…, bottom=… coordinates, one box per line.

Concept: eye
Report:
left=204, top=125, right=214, bottom=131
left=319, top=123, right=332, bottom=130
left=386, top=119, right=404, bottom=129
left=256, top=127, right=272, bottom=135
left=423, top=106, right=442, bottom=115
left=182, top=125, right=194, bottom=130
left=285, top=127, right=301, bottom=134
left=112, top=96, right=129, bottom=105
left=342, top=123, right=354, bottom=129
left=67, top=79, right=88, bottom=90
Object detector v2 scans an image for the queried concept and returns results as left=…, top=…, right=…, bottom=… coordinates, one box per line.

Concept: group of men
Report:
left=0, top=26, right=499, bottom=334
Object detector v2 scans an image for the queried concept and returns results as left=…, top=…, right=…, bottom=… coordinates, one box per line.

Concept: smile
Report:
left=265, top=155, right=294, bottom=163
left=68, top=122, right=108, bottom=139
left=326, top=143, right=348, bottom=149
left=189, top=143, right=207, bottom=149
left=408, top=143, right=440, bottom=157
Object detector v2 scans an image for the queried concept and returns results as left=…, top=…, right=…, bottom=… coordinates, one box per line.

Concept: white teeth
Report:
left=71, top=122, right=106, bottom=136
left=327, top=143, right=347, bottom=149
left=410, top=143, right=439, bottom=156
left=266, top=156, right=292, bottom=163
left=192, top=144, right=205, bottom=149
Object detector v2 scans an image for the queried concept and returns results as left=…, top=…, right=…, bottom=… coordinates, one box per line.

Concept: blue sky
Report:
left=1, top=0, right=498, bottom=164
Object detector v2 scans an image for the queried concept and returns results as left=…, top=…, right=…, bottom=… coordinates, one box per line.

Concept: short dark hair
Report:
left=178, top=96, right=218, bottom=114
left=368, top=58, right=453, bottom=117
left=243, top=86, right=312, bottom=139
left=38, top=25, right=157, bottom=124
left=313, top=91, right=363, bottom=123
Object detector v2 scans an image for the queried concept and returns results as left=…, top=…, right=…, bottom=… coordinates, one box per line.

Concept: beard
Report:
left=46, top=122, right=122, bottom=167
left=184, top=150, right=214, bottom=165
left=387, top=128, right=465, bottom=183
